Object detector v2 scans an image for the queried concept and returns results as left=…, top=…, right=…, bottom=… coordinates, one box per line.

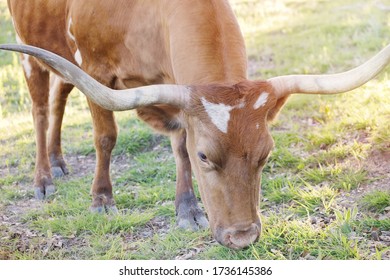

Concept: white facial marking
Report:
left=253, top=92, right=269, bottom=109
left=74, top=49, right=83, bottom=65
left=201, top=97, right=233, bottom=133
left=256, top=123, right=260, bottom=130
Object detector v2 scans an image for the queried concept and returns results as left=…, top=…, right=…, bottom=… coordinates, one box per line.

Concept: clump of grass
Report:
left=0, top=184, right=31, bottom=203
left=360, top=191, right=390, bottom=213
left=0, top=174, right=28, bottom=187
left=306, top=129, right=338, bottom=149
left=114, top=115, right=165, bottom=156
left=333, top=207, right=358, bottom=235
left=305, top=141, right=371, bottom=166
left=262, top=177, right=297, bottom=205
left=370, top=120, right=390, bottom=152
left=301, top=164, right=367, bottom=190
left=262, top=176, right=338, bottom=217
left=291, top=182, right=337, bottom=216
left=31, top=209, right=157, bottom=237
left=355, top=217, right=390, bottom=231
left=118, top=151, right=176, bottom=186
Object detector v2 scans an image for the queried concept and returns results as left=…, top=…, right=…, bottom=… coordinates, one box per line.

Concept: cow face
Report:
left=183, top=81, right=277, bottom=249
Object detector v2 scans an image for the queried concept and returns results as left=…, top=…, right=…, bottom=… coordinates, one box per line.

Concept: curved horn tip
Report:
left=269, top=43, right=390, bottom=98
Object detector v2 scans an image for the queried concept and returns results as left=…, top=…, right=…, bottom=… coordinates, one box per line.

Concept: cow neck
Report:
left=163, top=0, right=248, bottom=86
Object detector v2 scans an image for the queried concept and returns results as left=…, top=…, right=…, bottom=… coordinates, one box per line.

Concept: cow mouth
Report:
left=216, top=222, right=261, bottom=249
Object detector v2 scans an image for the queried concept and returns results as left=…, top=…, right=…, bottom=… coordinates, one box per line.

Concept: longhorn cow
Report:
left=3, top=0, right=390, bottom=249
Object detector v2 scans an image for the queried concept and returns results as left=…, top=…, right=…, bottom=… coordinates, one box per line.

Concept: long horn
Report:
left=269, top=44, right=390, bottom=98
left=0, top=44, right=191, bottom=111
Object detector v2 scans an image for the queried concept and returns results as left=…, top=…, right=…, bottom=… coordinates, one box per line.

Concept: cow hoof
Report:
left=45, top=185, right=56, bottom=197
left=177, top=208, right=209, bottom=231
left=106, top=205, right=119, bottom=214
left=50, top=156, right=69, bottom=178
left=90, top=206, right=105, bottom=214
left=34, top=187, right=45, bottom=200
left=90, top=205, right=119, bottom=214
left=195, top=214, right=209, bottom=229
left=51, top=166, right=68, bottom=178
left=34, top=184, right=56, bottom=200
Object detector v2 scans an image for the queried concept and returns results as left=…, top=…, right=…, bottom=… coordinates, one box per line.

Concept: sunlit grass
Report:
left=360, top=191, right=390, bottom=213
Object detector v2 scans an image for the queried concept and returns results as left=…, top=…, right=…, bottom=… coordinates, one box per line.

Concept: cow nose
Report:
left=218, top=223, right=261, bottom=249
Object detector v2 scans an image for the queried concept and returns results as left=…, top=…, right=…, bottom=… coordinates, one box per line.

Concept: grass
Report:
left=0, top=0, right=389, bottom=260
left=360, top=191, right=390, bottom=213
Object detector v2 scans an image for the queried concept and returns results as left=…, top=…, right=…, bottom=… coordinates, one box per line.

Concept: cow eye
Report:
left=197, top=152, right=208, bottom=162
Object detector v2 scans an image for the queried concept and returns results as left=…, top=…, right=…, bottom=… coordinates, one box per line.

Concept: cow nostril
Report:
left=223, top=223, right=260, bottom=249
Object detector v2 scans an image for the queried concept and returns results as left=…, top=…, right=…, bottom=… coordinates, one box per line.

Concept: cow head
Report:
left=182, top=81, right=277, bottom=248
left=1, top=44, right=389, bottom=249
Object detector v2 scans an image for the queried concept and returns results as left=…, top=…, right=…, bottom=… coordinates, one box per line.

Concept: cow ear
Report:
left=267, top=95, right=290, bottom=122
left=136, top=105, right=184, bottom=135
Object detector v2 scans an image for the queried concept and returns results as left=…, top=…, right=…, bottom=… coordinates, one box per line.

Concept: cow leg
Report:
left=171, top=130, right=209, bottom=231
left=48, top=74, right=74, bottom=178
left=21, top=56, right=55, bottom=199
left=137, top=106, right=209, bottom=230
left=87, top=100, right=118, bottom=213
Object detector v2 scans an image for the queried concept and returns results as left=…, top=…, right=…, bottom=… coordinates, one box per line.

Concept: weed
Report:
left=360, top=191, right=390, bottom=213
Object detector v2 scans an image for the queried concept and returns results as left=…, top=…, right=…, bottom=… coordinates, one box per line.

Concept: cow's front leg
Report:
left=171, top=130, right=209, bottom=230
left=87, top=100, right=118, bottom=213
left=48, top=74, right=74, bottom=178
left=22, top=55, right=56, bottom=199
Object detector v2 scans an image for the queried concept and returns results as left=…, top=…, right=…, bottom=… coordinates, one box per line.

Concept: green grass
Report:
left=301, top=164, right=368, bottom=190
left=360, top=191, right=390, bottom=213
left=1, top=0, right=390, bottom=260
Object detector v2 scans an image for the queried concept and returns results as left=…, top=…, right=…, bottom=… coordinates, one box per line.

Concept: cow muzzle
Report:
left=216, top=222, right=261, bottom=249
